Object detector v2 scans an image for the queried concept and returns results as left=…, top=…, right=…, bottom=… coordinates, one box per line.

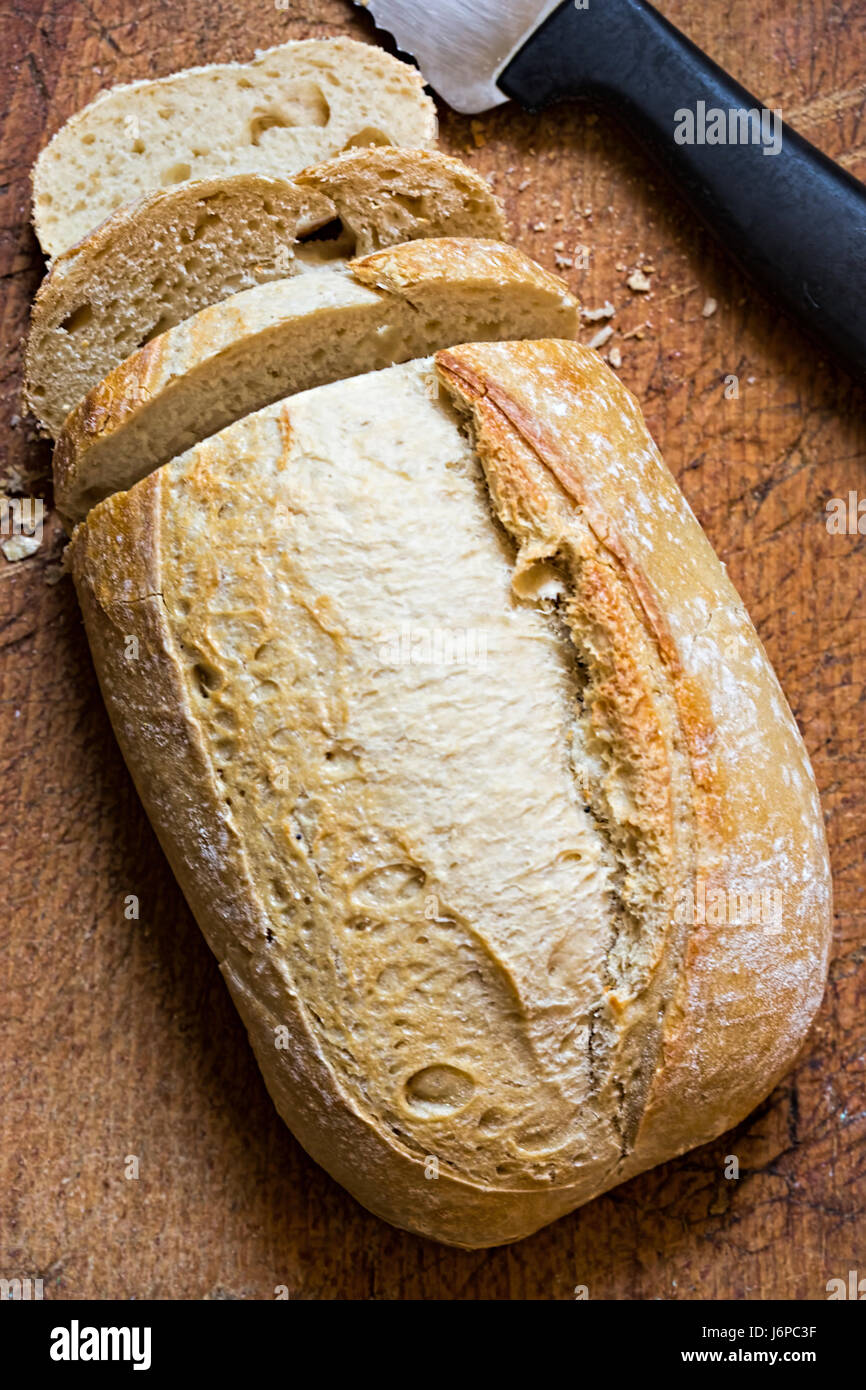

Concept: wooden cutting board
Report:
left=1, top=0, right=864, bottom=1301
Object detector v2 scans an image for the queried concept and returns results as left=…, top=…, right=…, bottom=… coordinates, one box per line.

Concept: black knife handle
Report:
left=500, top=0, right=866, bottom=375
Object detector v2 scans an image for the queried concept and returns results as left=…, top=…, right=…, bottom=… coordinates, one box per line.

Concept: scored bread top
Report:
left=33, top=37, right=438, bottom=258
left=53, top=238, right=577, bottom=525
left=436, top=341, right=832, bottom=1177
left=26, top=149, right=505, bottom=438
left=68, top=344, right=831, bottom=1247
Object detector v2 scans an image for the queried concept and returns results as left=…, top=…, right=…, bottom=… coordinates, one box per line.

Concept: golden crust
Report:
left=435, top=340, right=832, bottom=1175
left=352, top=236, right=567, bottom=297
left=68, top=342, right=832, bottom=1246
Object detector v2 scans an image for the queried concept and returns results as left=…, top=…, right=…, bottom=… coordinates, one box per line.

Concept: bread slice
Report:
left=33, top=37, right=437, bottom=258
left=68, top=343, right=831, bottom=1248
left=26, top=151, right=505, bottom=438
left=26, top=176, right=332, bottom=438
left=295, top=146, right=505, bottom=253
left=54, top=239, right=577, bottom=525
left=299, top=147, right=507, bottom=256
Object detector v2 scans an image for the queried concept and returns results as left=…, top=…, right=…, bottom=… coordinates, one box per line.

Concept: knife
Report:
left=355, top=0, right=866, bottom=375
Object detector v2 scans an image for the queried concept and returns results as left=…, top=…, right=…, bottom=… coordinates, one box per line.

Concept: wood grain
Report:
left=1, top=0, right=864, bottom=1300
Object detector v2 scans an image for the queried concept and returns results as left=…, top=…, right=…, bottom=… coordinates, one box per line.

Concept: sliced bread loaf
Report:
left=33, top=38, right=437, bottom=258
left=68, top=345, right=831, bottom=1245
left=26, top=151, right=505, bottom=438
left=54, top=240, right=578, bottom=526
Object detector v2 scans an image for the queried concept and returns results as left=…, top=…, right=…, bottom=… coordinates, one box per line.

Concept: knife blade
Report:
left=354, top=0, right=562, bottom=113
left=355, top=0, right=866, bottom=374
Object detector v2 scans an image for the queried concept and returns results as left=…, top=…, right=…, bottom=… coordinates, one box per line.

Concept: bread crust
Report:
left=68, top=342, right=832, bottom=1247
left=53, top=239, right=578, bottom=526
left=436, top=341, right=832, bottom=1176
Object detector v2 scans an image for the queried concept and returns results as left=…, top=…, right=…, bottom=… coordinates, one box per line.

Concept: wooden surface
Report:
left=1, top=0, right=864, bottom=1301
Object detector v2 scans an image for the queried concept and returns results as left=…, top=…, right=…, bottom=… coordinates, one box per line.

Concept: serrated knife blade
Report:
left=356, top=0, right=562, bottom=113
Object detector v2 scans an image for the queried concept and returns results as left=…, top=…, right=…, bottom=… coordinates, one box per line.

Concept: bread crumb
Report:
left=582, top=301, right=615, bottom=322
left=587, top=324, right=614, bottom=350
left=532, top=220, right=547, bottom=231
left=702, top=297, right=718, bottom=317
left=517, top=178, right=532, bottom=192
left=1, top=533, right=40, bottom=562
left=608, top=345, right=623, bottom=368
left=627, top=268, right=652, bottom=293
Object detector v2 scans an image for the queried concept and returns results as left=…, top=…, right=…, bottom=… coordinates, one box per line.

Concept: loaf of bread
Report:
left=33, top=38, right=437, bottom=258
left=68, top=341, right=831, bottom=1248
left=27, top=150, right=504, bottom=437
left=54, top=239, right=578, bottom=525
